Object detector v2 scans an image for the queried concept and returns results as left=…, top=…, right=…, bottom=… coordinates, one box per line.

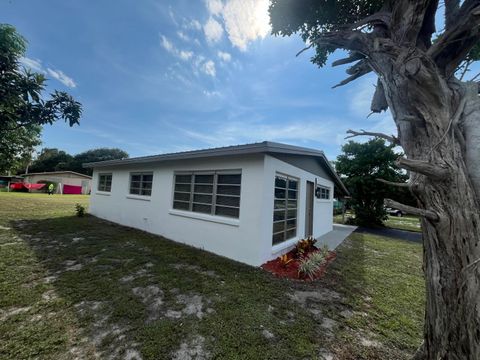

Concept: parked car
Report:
left=386, top=207, right=405, bottom=217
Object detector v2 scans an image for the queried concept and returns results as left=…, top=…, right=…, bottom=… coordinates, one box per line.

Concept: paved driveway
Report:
left=355, top=227, right=422, bottom=243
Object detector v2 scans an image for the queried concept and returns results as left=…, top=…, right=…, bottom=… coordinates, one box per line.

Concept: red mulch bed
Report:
left=261, top=248, right=337, bottom=281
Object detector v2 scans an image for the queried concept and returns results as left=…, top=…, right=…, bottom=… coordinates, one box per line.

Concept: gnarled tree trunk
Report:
left=374, top=48, right=480, bottom=359
left=269, top=0, right=480, bottom=357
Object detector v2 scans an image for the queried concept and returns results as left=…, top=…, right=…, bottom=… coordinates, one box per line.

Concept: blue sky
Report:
left=2, top=0, right=397, bottom=161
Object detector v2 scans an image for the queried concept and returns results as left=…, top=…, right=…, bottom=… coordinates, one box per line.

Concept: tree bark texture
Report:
left=371, top=47, right=480, bottom=359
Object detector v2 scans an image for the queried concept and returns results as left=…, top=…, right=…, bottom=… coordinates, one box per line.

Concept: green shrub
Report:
left=75, top=203, right=86, bottom=217
left=298, top=250, right=327, bottom=280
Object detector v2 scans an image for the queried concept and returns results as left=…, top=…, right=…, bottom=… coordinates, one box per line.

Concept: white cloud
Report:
left=206, top=0, right=271, bottom=51
left=183, top=19, right=202, bottom=30
left=46, top=68, right=77, bottom=88
left=217, top=51, right=232, bottom=62
left=203, top=89, right=221, bottom=97
left=21, top=57, right=76, bottom=88
left=160, top=35, right=175, bottom=53
left=160, top=34, right=194, bottom=62
left=179, top=50, right=193, bottom=61
left=201, top=60, right=216, bottom=77
left=179, top=119, right=336, bottom=147
left=20, top=57, right=44, bottom=72
left=206, top=0, right=223, bottom=15
left=204, top=17, right=224, bottom=43
left=177, top=31, right=190, bottom=42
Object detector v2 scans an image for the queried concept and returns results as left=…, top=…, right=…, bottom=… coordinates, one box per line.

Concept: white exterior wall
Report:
left=89, top=154, right=334, bottom=267
left=89, top=155, right=268, bottom=266
left=260, top=155, right=334, bottom=264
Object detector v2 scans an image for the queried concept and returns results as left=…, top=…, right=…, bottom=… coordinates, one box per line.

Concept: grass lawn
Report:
left=384, top=215, right=421, bottom=233
left=0, top=193, right=424, bottom=359
left=334, top=211, right=422, bottom=234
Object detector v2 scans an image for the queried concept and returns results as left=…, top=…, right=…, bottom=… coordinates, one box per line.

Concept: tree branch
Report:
left=345, top=129, right=400, bottom=145
left=332, top=61, right=372, bottom=88
left=376, top=178, right=410, bottom=187
left=396, top=157, right=450, bottom=180
left=331, top=52, right=364, bottom=67
left=311, top=30, right=371, bottom=54
left=445, top=0, right=460, bottom=30
left=340, top=11, right=392, bottom=32
left=390, top=0, right=436, bottom=46
left=384, top=199, right=439, bottom=221
left=428, top=3, right=480, bottom=76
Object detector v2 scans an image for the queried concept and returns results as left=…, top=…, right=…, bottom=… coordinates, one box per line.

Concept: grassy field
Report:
left=334, top=211, right=422, bottom=233
left=384, top=215, right=421, bottom=233
left=0, top=193, right=424, bottom=359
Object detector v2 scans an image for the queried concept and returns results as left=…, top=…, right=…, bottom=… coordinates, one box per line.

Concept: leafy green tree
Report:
left=70, top=148, right=129, bottom=175
left=27, top=148, right=73, bottom=173
left=0, top=24, right=82, bottom=173
left=24, top=147, right=129, bottom=175
left=270, top=1, right=480, bottom=357
left=0, top=124, right=41, bottom=174
left=336, top=139, right=412, bottom=226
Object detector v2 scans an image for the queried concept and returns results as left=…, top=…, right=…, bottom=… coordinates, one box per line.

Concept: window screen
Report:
left=272, top=174, right=298, bottom=245
left=98, top=174, right=112, bottom=192
left=316, top=185, right=330, bottom=200
left=129, top=172, right=153, bottom=196
left=173, top=171, right=241, bottom=218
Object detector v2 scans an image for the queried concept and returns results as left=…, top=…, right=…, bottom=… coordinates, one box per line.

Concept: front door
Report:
left=305, top=181, right=314, bottom=237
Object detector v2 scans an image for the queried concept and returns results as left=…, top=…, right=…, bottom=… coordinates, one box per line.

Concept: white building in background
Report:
left=21, top=171, right=92, bottom=194
left=84, top=142, right=349, bottom=266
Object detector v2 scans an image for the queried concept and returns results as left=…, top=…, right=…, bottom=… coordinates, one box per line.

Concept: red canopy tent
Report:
left=10, top=183, right=46, bottom=191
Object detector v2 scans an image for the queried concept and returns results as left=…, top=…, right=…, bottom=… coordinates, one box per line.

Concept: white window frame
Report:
left=129, top=172, right=154, bottom=197
left=172, top=170, right=242, bottom=219
left=97, top=173, right=112, bottom=192
left=272, top=173, right=299, bottom=246
left=316, top=185, right=331, bottom=200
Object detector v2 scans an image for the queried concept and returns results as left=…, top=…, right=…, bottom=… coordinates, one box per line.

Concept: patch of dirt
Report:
left=132, top=286, right=163, bottom=322
left=73, top=300, right=141, bottom=359
left=120, top=267, right=150, bottom=283
left=0, top=306, right=31, bottom=321
left=41, top=289, right=58, bottom=302
left=124, top=349, right=143, bottom=360
left=172, top=335, right=210, bottom=360
left=43, top=275, right=58, bottom=283
left=360, top=336, right=382, bottom=348
left=289, top=289, right=343, bottom=306
left=261, top=329, right=275, bottom=340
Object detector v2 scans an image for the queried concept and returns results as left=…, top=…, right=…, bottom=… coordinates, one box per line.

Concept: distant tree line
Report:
left=22, top=148, right=128, bottom=176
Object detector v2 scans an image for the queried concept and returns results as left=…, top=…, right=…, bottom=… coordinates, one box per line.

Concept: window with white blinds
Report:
left=173, top=171, right=241, bottom=218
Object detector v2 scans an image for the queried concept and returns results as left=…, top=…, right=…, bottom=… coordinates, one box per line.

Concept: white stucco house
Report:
left=84, top=142, right=348, bottom=266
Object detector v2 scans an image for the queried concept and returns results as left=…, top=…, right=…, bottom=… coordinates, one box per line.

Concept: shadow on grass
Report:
left=6, top=215, right=322, bottom=360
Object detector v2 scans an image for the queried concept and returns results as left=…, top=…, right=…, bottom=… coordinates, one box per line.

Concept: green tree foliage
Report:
left=68, top=148, right=129, bottom=175
left=270, top=0, right=384, bottom=67
left=25, top=147, right=128, bottom=175
left=335, top=139, right=412, bottom=226
left=0, top=24, right=82, bottom=173
left=27, top=148, right=73, bottom=174
left=0, top=124, right=41, bottom=174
